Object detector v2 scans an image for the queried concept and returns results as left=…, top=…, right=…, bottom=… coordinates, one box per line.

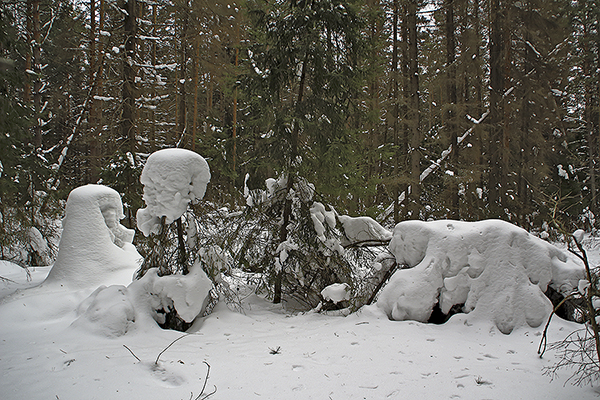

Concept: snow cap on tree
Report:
left=137, top=148, right=211, bottom=236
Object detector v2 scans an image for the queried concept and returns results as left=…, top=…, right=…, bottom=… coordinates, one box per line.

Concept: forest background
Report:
left=0, top=0, right=598, bottom=267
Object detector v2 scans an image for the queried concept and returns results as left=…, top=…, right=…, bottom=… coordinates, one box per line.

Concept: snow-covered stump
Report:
left=377, top=220, right=585, bottom=334
left=45, top=184, right=141, bottom=288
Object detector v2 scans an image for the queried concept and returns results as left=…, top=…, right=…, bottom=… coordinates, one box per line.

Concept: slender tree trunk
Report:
left=584, top=22, right=597, bottom=220
left=488, top=0, right=504, bottom=217
left=177, top=2, right=188, bottom=147
left=32, top=0, right=41, bottom=149
left=232, top=45, right=239, bottom=179
left=407, top=0, right=420, bottom=219
left=446, top=0, right=459, bottom=219
left=150, top=4, right=157, bottom=152
left=192, top=36, right=199, bottom=151
left=89, top=0, right=104, bottom=183
left=25, top=0, right=32, bottom=103
left=122, top=0, right=137, bottom=158
left=392, top=0, right=400, bottom=223
left=274, top=56, right=308, bottom=304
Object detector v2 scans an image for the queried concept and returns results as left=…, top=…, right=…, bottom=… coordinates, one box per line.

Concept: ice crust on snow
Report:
left=377, top=219, right=585, bottom=334
left=45, top=185, right=141, bottom=288
left=137, top=148, right=210, bottom=236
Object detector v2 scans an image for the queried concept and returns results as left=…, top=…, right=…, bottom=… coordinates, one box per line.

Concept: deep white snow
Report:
left=1, top=176, right=599, bottom=398
left=1, top=263, right=599, bottom=399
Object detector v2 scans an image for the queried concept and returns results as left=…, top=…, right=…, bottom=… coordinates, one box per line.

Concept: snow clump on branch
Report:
left=137, top=148, right=210, bottom=236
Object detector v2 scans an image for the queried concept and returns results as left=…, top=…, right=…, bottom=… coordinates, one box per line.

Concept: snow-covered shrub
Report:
left=377, top=219, right=585, bottom=334
left=133, top=148, right=214, bottom=330
left=541, top=230, right=600, bottom=386
left=45, top=184, right=141, bottom=288
left=239, top=174, right=355, bottom=309
left=135, top=148, right=211, bottom=277
left=136, top=148, right=210, bottom=237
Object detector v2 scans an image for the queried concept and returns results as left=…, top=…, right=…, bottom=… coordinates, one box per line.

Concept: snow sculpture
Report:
left=45, top=185, right=141, bottom=287
left=137, top=148, right=211, bottom=236
left=377, top=219, right=585, bottom=334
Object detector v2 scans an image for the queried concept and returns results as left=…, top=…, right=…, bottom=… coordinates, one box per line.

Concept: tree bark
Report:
left=32, top=0, right=42, bottom=149
left=177, top=2, right=189, bottom=147
left=274, top=55, right=308, bottom=304
left=392, top=0, right=400, bottom=223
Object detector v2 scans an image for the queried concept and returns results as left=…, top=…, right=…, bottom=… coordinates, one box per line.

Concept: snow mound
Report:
left=321, top=283, right=351, bottom=304
left=377, top=219, right=585, bottom=334
left=45, top=185, right=141, bottom=288
left=137, top=148, right=210, bottom=236
left=73, top=261, right=212, bottom=337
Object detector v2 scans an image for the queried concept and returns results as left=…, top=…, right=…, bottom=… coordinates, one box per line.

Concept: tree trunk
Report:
left=192, top=36, right=199, bottom=151
left=177, top=2, right=189, bottom=147
left=446, top=0, right=459, bottom=219
left=122, top=0, right=137, bottom=157
left=407, top=0, right=420, bottom=219
left=392, top=0, right=400, bottom=224
left=32, top=0, right=42, bottom=149
left=89, top=0, right=104, bottom=183
left=488, top=0, right=504, bottom=217
left=149, top=3, right=157, bottom=152
left=274, top=55, right=308, bottom=304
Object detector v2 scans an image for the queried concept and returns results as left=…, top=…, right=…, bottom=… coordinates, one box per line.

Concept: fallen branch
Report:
left=123, top=345, right=141, bottom=363
left=192, top=361, right=217, bottom=400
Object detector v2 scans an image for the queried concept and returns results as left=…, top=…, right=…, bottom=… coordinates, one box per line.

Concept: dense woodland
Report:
left=1, top=0, right=599, bottom=265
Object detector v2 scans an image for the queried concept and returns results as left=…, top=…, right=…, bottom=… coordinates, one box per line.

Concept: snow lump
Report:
left=377, top=219, right=585, bottom=334
left=73, top=261, right=213, bottom=337
left=137, top=148, right=211, bottom=236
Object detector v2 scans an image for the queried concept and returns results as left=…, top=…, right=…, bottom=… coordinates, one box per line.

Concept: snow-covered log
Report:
left=377, top=220, right=585, bottom=334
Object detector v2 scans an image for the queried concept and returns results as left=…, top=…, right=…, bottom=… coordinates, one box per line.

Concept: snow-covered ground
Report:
left=1, top=165, right=599, bottom=399
left=1, top=259, right=599, bottom=400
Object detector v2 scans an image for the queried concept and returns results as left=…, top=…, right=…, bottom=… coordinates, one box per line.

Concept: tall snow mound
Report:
left=377, top=219, right=584, bottom=334
left=45, top=185, right=141, bottom=288
left=137, top=148, right=211, bottom=236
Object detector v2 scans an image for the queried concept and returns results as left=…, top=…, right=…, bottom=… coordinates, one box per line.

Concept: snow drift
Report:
left=137, top=148, right=211, bottom=236
left=377, top=219, right=584, bottom=334
left=73, top=261, right=213, bottom=337
left=45, top=184, right=141, bottom=288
